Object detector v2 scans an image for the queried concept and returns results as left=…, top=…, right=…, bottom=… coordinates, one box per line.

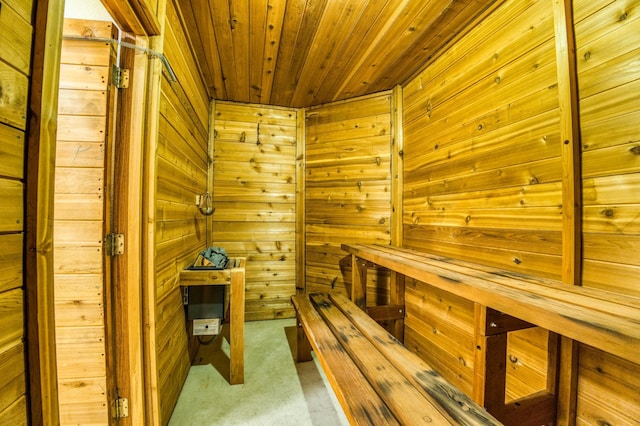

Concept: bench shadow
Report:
left=284, top=325, right=348, bottom=426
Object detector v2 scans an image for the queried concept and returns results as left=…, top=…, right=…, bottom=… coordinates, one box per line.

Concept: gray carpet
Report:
left=169, top=318, right=348, bottom=425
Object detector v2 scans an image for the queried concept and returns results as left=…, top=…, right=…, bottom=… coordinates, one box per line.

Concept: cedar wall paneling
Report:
left=0, top=0, right=32, bottom=423
left=402, top=0, right=640, bottom=420
left=53, top=20, right=112, bottom=425
left=305, top=94, right=393, bottom=301
left=154, top=1, right=209, bottom=422
left=403, top=0, right=561, bottom=400
left=574, top=0, right=640, bottom=424
left=212, top=101, right=298, bottom=320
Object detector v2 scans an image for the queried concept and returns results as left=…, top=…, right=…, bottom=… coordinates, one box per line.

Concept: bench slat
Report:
left=328, top=292, right=501, bottom=426
left=342, top=244, right=640, bottom=365
left=291, top=295, right=400, bottom=426
left=309, top=293, right=465, bottom=425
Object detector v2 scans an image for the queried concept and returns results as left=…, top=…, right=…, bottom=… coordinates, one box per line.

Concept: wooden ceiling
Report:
left=177, top=0, right=497, bottom=108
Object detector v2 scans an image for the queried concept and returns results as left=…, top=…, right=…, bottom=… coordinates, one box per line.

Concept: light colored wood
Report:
left=0, top=234, right=22, bottom=294
left=0, top=0, right=32, bottom=74
left=179, top=258, right=246, bottom=384
left=213, top=101, right=298, bottom=320
left=553, top=0, right=582, bottom=423
left=328, top=292, right=499, bottom=425
left=0, top=124, right=25, bottom=180
left=53, top=20, right=111, bottom=424
left=177, top=0, right=495, bottom=106
left=343, top=244, right=640, bottom=366
left=25, top=0, right=65, bottom=423
left=0, top=61, right=29, bottom=129
left=291, top=294, right=401, bottom=426
left=296, top=108, right=306, bottom=292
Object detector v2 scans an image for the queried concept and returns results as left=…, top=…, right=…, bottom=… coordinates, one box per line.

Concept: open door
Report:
left=53, top=18, right=117, bottom=424
left=53, top=15, right=148, bottom=424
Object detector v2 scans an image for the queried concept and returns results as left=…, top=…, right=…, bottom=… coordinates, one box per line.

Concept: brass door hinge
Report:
left=112, top=65, right=130, bottom=89
left=105, top=233, right=125, bottom=256
left=113, top=397, right=129, bottom=419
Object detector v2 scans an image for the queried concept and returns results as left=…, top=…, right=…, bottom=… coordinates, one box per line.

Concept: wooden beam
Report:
left=391, top=85, right=404, bottom=248
left=553, top=0, right=582, bottom=423
left=296, top=107, right=306, bottom=292
left=350, top=256, right=367, bottom=309
left=25, top=1, right=64, bottom=423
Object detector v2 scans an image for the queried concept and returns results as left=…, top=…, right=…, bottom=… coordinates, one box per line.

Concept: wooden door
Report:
left=53, top=19, right=114, bottom=425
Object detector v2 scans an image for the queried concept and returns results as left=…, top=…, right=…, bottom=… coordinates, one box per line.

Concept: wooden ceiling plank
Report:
left=367, top=0, right=484, bottom=94
left=179, top=0, right=213, bottom=97
left=259, top=0, right=287, bottom=105
left=230, top=0, right=251, bottom=102
left=337, top=0, right=456, bottom=100
left=381, top=0, right=501, bottom=93
left=210, top=0, right=240, bottom=101
left=331, top=0, right=416, bottom=101
left=271, top=0, right=329, bottom=106
left=249, top=0, right=269, bottom=104
left=311, top=0, right=392, bottom=104
left=292, top=0, right=370, bottom=106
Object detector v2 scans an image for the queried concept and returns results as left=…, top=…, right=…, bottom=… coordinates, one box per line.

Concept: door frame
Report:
left=26, top=0, right=164, bottom=424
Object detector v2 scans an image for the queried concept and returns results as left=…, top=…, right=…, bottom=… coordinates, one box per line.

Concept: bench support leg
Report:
left=390, top=272, right=405, bottom=342
left=473, top=304, right=559, bottom=425
left=351, top=255, right=368, bottom=309
left=296, top=315, right=313, bottom=362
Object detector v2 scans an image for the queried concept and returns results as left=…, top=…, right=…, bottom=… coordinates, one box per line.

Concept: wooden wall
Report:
left=0, top=0, right=33, bottom=423
left=53, top=19, right=112, bottom=425
left=212, top=101, right=299, bottom=320
left=574, top=0, right=640, bottom=423
left=153, top=0, right=210, bottom=422
left=402, top=0, right=639, bottom=421
left=305, top=94, right=393, bottom=300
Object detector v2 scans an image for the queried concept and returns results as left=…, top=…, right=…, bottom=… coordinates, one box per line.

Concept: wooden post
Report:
left=296, top=108, right=306, bottom=293
left=391, top=85, right=404, bottom=248
left=472, top=304, right=507, bottom=414
left=553, top=0, right=582, bottom=424
left=229, top=265, right=245, bottom=384
left=350, top=255, right=367, bottom=309
left=25, top=1, right=64, bottom=423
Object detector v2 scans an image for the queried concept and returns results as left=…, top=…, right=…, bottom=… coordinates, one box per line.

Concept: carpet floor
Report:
left=168, top=318, right=349, bottom=426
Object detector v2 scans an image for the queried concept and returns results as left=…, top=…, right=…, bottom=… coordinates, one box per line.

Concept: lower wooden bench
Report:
left=292, top=292, right=501, bottom=425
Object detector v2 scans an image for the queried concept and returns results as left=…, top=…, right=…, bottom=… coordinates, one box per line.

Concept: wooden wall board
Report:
left=0, top=61, right=29, bottom=130
left=0, top=343, right=25, bottom=415
left=212, top=101, right=298, bottom=320
left=0, top=0, right=32, bottom=75
left=0, top=234, right=22, bottom=294
left=0, top=288, right=23, bottom=350
left=305, top=93, right=393, bottom=296
left=0, top=124, right=24, bottom=179
left=0, top=396, right=27, bottom=426
left=0, top=180, right=23, bottom=233
left=58, top=64, right=108, bottom=91
left=576, top=345, right=640, bottom=425
left=151, top=3, right=213, bottom=421
left=57, top=89, right=108, bottom=116
left=56, top=115, right=107, bottom=142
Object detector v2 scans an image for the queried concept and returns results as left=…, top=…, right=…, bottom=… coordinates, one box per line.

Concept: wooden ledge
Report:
left=341, top=244, right=640, bottom=365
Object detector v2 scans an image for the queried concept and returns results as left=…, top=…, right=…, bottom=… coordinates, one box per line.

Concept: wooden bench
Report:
left=292, top=292, right=501, bottom=425
left=341, top=243, right=640, bottom=425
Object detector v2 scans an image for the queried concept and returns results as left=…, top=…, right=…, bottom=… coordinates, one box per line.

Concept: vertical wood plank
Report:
left=473, top=304, right=507, bottom=415
left=350, top=256, right=367, bottom=309
left=553, top=0, right=582, bottom=424
left=391, top=85, right=404, bottom=248
left=25, top=0, right=64, bottom=423
left=229, top=266, right=245, bottom=384
left=296, top=107, right=306, bottom=292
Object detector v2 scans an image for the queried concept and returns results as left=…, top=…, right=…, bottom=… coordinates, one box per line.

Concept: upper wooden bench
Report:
left=341, top=243, right=640, bottom=424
